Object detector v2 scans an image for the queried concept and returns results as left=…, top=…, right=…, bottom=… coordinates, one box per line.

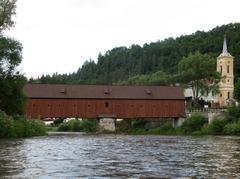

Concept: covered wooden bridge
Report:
left=24, top=84, right=185, bottom=119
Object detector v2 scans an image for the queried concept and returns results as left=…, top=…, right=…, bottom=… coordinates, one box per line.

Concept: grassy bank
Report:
left=0, top=111, right=47, bottom=138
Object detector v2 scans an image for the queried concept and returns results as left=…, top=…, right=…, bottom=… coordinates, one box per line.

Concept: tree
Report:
left=0, top=0, right=26, bottom=115
left=0, top=0, right=17, bottom=32
left=178, top=51, right=220, bottom=107
left=234, top=78, right=240, bottom=101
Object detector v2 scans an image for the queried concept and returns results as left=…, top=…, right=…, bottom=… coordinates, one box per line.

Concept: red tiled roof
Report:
left=24, top=84, right=185, bottom=100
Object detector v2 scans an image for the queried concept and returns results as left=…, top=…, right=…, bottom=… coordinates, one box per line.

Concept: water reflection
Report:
left=0, top=139, right=26, bottom=177
left=0, top=135, right=240, bottom=178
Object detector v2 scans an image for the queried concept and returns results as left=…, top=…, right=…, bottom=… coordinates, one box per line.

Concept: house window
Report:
left=212, top=91, right=214, bottom=96
left=227, top=65, right=230, bottom=73
left=105, top=102, right=109, bottom=108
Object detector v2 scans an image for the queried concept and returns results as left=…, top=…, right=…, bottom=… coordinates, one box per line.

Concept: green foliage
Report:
left=208, top=117, right=227, bottom=135
left=177, top=51, right=220, bottom=106
left=131, top=119, right=147, bottom=128
left=224, top=122, right=240, bottom=135
left=31, top=23, right=240, bottom=85
left=0, top=75, right=27, bottom=115
left=0, top=0, right=17, bottom=32
left=0, top=111, right=46, bottom=138
left=57, top=119, right=97, bottom=133
left=116, top=119, right=132, bottom=133
left=181, top=113, right=208, bottom=133
left=225, top=106, right=240, bottom=123
left=0, top=1, right=26, bottom=116
left=117, top=71, right=173, bottom=85
left=148, top=123, right=175, bottom=135
left=234, top=78, right=240, bottom=101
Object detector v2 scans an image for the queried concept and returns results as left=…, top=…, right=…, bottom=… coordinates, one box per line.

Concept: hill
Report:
left=31, top=23, right=240, bottom=85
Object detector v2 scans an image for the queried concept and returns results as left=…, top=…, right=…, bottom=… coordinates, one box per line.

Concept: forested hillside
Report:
left=32, top=23, right=240, bottom=85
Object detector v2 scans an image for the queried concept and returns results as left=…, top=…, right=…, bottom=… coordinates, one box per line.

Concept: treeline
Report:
left=32, top=23, right=240, bottom=85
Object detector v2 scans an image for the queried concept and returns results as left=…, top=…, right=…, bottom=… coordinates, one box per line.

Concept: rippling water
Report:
left=0, top=135, right=240, bottom=178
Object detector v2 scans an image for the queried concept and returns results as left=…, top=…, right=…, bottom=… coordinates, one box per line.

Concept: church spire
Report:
left=222, top=35, right=228, bottom=55
left=219, top=35, right=231, bottom=57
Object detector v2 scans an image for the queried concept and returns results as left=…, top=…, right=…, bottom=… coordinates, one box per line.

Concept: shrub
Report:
left=0, top=111, right=14, bottom=137
left=0, top=111, right=46, bottom=138
left=208, top=117, right=227, bottom=135
left=58, top=122, right=70, bottom=131
left=71, top=120, right=82, bottom=132
left=225, top=106, right=240, bottom=123
left=180, top=113, right=208, bottom=133
left=200, top=124, right=210, bottom=135
left=224, top=122, right=240, bottom=135
left=149, top=122, right=175, bottom=134
left=116, top=119, right=132, bottom=132
left=57, top=119, right=97, bottom=133
left=131, top=118, right=147, bottom=128
left=81, top=119, right=97, bottom=132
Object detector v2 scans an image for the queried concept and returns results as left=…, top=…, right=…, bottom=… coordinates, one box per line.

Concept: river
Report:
left=0, top=135, right=240, bottom=178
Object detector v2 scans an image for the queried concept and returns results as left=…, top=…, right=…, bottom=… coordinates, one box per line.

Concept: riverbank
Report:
left=55, top=107, right=240, bottom=136
left=0, top=111, right=47, bottom=138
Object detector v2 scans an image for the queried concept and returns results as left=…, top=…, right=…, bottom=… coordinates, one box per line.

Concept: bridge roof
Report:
left=24, top=84, right=185, bottom=100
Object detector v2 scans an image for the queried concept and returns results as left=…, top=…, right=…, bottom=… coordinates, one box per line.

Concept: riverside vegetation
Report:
left=0, top=111, right=46, bottom=138
left=56, top=106, right=240, bottom=136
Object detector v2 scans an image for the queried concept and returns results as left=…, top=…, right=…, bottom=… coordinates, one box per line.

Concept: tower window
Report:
left=220, top=66, right=222, bottom=73
left=228, top=92, right=230, bottom=99
left=105, top=102, right=109, bottom=108
left=227, top=65, right=230, bottom=73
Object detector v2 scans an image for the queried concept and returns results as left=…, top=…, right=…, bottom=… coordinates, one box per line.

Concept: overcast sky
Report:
left=4, top=0, right=240, bottom=78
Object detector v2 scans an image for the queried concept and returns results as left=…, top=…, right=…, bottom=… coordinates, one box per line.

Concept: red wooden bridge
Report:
left=24, top=84, right=185, bottom=119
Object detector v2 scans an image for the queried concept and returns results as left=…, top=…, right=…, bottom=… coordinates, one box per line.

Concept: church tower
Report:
left=217, top=36, right=234, bottom=107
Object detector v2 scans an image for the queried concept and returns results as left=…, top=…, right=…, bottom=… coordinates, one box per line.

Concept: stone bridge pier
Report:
left=98, top=118, right=116, bottom=132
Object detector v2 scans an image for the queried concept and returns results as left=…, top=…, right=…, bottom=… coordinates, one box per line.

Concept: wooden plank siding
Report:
left=26, top=98, right=185, bottom=119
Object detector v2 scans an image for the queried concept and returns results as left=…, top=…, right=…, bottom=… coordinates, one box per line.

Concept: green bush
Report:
left=81, top=119, right=97, bottom=132
left=181, top=113, right=208, bottom=133
left=148, top=123, right=175, bottom=135
left=225, top=106, right=240, bottom=123
left=200, top=124, right=210, bottom=134
left=208, top=117, right=227, bottom=135
left=131, top=119, right=147, bottom=128
left=224, top=122, right=240, bottom=135
left=116, top=119, right=132, bottom=132
left=57, top=119, right=97, bottom=133
left=0, top=111, right=46, bottom=138
left=0, top=111, right=14, bottom=137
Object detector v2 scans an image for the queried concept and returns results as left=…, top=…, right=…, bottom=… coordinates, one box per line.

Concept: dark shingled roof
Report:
left=24, top=84, right=185, bottom=100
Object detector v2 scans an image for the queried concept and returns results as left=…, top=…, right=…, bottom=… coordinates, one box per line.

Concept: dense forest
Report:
left=31, top=23, right=240, bottom=85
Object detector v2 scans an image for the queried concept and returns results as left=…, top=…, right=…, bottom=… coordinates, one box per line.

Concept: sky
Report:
left=4, top=0, right=240, bottom=78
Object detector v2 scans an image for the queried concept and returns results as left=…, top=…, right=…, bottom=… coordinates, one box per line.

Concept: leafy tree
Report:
left=0, top=0, right=17, bottom=32
left=234, top=78, right=240, bottom=101
left=0, top=0, right=26, bottom=115
left=178, top=51, right=220, bottom=106
left=33, top=23, right=240, bottom=85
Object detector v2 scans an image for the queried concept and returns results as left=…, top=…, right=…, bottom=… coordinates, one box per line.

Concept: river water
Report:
left=0, top=135, right=240, bottom=178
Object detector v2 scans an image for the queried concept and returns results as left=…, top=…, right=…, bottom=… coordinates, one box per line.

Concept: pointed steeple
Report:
left=219, top=35, right=232, bottom=57
left=222, top=35, right=228, bottom=55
